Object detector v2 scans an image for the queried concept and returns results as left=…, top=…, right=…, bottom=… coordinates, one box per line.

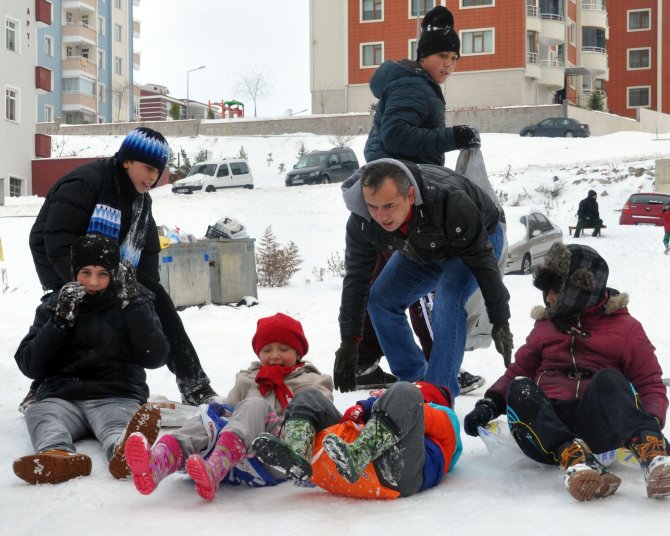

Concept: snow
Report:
left=2, top=131, right=670, bottom=535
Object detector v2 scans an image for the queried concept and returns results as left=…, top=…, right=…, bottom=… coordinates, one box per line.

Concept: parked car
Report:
left=172, top=158, right=254, bottom=193
left=519, top=118, right=590, bottom=138
left=504, top=206, right=564, bottom=275
left=285, top=147, right=359, bottom=186
left=619, top=192, right=670, bottom=226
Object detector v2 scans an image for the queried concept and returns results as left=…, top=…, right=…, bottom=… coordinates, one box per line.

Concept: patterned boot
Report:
left=124, top=433, right=183, bottom=495
left=251, top=418, right=316, bottom=481
left=322, top=411, right=399, bottom=483
left=629, top=431, right=670, bottom=498
left=109, top=403, right=161, bottom=479
left=185, top=431, right=246, bottom=501
left=560, top=438, right=621, bottom=501
left=13, top=450, right=92, bottom=485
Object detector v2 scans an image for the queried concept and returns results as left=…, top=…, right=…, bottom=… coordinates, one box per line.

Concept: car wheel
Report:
left=321, top=174, right=331, bottom=185
left=521, top=254, right=532, bottom=275
left=245, top=184, right=254, bottom=189
left=523, top=131, right=534, bottom=137
left=564, top=130, right=574, bottom=138
left=205, top=185, right=216, bottom=192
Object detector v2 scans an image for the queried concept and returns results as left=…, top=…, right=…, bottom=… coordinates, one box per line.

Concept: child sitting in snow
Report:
left=252, top=380, right=462, bottom=499
left=124, top=312, right=334, bottom=501
left=13, top=234, right=168, bottom=484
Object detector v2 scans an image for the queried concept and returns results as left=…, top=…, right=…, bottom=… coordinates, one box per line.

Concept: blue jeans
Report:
left=368, top=223, right=504, bottom=398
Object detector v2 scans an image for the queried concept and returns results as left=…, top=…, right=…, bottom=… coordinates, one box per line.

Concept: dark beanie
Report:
left=417, top=6, right=460, bottom=60
left=116, top=127, right=170, bottom=176
left=251, top=313, right=309, bottom=358
left=588, top=190, right=597, bottom=198
left=71, top=234, right=120, bottom=277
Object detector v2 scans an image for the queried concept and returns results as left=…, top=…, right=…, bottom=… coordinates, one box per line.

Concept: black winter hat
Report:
left=71, top=233, right=120, bottom=278
left=588, top=190, right=597, bottom=198
left=417, top=6, right=460, bottom=60
left=116, top=127, right=170, bottom=178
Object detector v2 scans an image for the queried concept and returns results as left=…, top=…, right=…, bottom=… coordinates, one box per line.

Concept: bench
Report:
left=568, top=224, right=606, bottom=237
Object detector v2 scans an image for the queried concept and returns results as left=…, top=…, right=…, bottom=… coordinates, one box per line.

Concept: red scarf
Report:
left=255, top=364, right=304, bottom=409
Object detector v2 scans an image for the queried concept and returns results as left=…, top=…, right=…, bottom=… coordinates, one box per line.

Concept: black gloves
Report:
left=55, top=281, right=87, bottom=329
left=116, top=261, right=140, bottom=309
left=463, top=397, right=500, bottom=437
left=453, top=124, right=481, bottom=150
left=334, top=337, right=359, bottom=393
left=491, top=321, right=513, bottom=368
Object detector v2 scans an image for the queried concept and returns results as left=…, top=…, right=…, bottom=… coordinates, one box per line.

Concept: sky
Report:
left=2, top=131, right=670, bottom=534
left=135, top=0, right=312, bottom=118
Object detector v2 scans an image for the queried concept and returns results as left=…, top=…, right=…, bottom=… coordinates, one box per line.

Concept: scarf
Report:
left=255, top=364, right=303, bottom=409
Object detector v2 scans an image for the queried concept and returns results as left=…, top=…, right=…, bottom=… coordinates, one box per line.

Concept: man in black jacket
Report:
left=574, top=190, right=603, bottom=238
left=334, top=159, right=513, bottom=397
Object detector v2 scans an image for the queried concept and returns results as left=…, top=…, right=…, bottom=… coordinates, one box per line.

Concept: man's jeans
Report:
left=368, top=223, right=504, bottom=398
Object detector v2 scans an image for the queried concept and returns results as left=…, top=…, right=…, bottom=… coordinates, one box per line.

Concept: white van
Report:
left=172, top=158, right=254, bottom=193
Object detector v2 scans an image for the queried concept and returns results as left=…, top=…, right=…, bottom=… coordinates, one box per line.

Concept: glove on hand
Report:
left=463, top=398, right=498, bottom=437
left=55, top=281, right=87, bottom=329
left=334, top=338, right=359, bottom=393
left=491, top=321, right=514, bottom=368
left=453, top=124, right=481, bottom=150
left=340, top=404, right=365, bottom=425
left=116, top=261, right=140, bottom=308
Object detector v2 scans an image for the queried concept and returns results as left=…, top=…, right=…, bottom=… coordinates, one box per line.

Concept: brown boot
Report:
left=109, top=403, right=161, bottom=479
left=559, top=438, right=621, bottom=501
left=629, top=431, right=670, bottom=498
left=13, top=450, right=92, bottom=485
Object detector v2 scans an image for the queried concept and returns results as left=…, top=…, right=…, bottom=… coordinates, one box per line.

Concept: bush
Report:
left=256, top=226, right=303, bottom=287
left=326, top=251, right=346, bottom=278
left=587, top=91, right=605, bottom=112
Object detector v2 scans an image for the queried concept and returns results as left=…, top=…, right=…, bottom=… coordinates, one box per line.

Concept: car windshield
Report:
left=629, top=194, right=670, bottom=205
left=295, top=154, right=327, bottom=169
left=506, top=215, right=528, bottom=244
left=186, top=164, right=217, bottom=177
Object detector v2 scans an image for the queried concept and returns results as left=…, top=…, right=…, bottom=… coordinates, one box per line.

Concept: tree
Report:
left=207, top=107, right=215, bottom=119
left=588, top=90, right=605, bottom=112
left=112, top=82, right=131, bottom=122
left=256, top=226, right=303, bottom=287
left=235, top=71, right=272, bottom=118
left=296, top=141, right=308, bottom=160
left=238, top=146, right=249, bottom=159
left=169, top=103, right=181, bottom=120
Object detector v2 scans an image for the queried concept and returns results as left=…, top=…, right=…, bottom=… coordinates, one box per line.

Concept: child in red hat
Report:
left=123, top=312, right=333, bottom=501
left=252, top=380, right=462, bottom=499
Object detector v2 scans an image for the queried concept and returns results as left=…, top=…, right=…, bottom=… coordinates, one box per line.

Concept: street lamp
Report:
left=186, top=65, right=206, bottom=119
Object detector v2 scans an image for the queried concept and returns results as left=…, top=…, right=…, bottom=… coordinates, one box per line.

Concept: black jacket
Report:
left=14, top=289, right=169, bottom=403
left=29, top=158, right=161, bottom=291
left=364, top=60, right=457, bottom=166
left=577, top=196, right=600, bottom=222
left=339, top=160, right=510, bottom=339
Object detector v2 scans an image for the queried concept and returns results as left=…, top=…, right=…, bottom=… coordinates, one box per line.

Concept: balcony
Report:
left=36, top=0, right=52, bottom=26
left=62, top=92, right=97, bottom=113
left=133, top=0, right=141, bottom=6
left=540, top=15, right=565, bottom=44
left=525, top=51, right=541, bottom=79
left=581, top=3, right=608, bottom=37
left=35, top=134, right=52, bottom=158
left=62, top=0, right=95, bottom=13
left=133, top=52, right=141, bottom=71
left=35, top=66, right=52, bottom=92
left=62, top=22, right=97, bottom=46
left=526, top=5, right=541, bottom=33
left=581, top=47, right=608, bottom=78
left=539, top=58, right=564, bottom=89
left=133, top=19, right=141, bottom=39
left=62, top=56, right=97, bottom=77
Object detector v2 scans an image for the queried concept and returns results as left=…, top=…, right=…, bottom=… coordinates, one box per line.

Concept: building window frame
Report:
left=9, top=177, right=23, bottom=197
left=627, top=9, right=651, bottom=31
left=44, top=104, right=54, bottom=123
left=460, top=28, right=495, bottom=56
left=114, top=23, right=123, bottom=42
left=114, top=56, right=123, bottom=75
left=361, top=0, right=384, bottom=23
left=409, top=0, right=435, bottom=18
left=360, top=42, right=384, bottom=68
left=98, top=16, right=106, bottom=36
left=5, top=16, right=19, bottom=53
left=5, top=85, right=20, bottom=122
left=44, top=35, right=54, bottom=57
left=627, top=48, right=651, bottom=71
left=460, top=0, right=495, bottom=8
left=627, top=86, right=651, bottom=109
left=568, top=20, right=576, bottom=46
left=98, top=82, right=106, bottom=103
left=114, top=0, right=123, bottom=9
left=409, top=39, right=418, bottom=61
left=98, top=49, right=105, bottom=70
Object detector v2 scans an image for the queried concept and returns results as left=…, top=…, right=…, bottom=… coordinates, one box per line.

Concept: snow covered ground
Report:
left=1, top=131, right=670, bottom=535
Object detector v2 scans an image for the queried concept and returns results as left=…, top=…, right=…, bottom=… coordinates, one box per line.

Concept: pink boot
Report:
left=124, top=433, right=183, bottom=495
left=185, top=431, right=246, bottom=501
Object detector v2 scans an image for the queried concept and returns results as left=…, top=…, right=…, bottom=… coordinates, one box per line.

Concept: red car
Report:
left=619, top=192, right=670, bottom=225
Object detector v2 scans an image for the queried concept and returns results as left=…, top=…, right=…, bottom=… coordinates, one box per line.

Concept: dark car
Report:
left=520, top=118, right=590, bottom=138
left=619, top=192, right=670, bottom=226
left=285, top=147, right=359, bottom=186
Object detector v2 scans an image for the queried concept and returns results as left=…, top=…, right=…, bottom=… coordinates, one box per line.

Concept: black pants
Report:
left=506, top=369, right=662, bottom=466
left=574, top=218, right=602, bottom=237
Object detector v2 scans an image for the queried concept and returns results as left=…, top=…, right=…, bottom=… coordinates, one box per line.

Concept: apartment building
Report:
left=36, top=0, right=141, bottom=124
left=310, top=1, right=668, bottom=120
left=2, top=0, right=52, bottom=199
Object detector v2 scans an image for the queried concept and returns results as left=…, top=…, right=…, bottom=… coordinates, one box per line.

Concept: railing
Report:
left=581, top=2, right=606, bottom=12
left=527, top=5, right=538, bottom=17
left=527, top=51, right=538, bottom=64
left=539, top=13, right=564, bottom=21
left=64, top=21, right=97, bottom=32
left=582, top=46, right=606, bottom=54
left=539, top=58, right=564, bottom=68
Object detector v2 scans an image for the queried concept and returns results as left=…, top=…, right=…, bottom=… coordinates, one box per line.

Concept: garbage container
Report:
left=206, top=238, right=258, bottom=304
left=159, top=242, right=212, bottom=308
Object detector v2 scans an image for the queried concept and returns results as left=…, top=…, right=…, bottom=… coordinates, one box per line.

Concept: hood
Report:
left=287, top=165, right=320, bottom=176
left=341, top=158, right=424, bottom=220
left=369, top=59, right=428, bottom=99
left=531, top=291, right=629, bottom=321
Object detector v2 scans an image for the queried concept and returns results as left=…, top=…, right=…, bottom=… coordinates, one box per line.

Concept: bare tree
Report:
left=235, top=71, right=272, bottom=118
left=112, top=82, right=131, bottom=122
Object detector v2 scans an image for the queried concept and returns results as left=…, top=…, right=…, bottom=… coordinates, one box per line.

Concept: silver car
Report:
left=504, top=206, right=564, bottom=274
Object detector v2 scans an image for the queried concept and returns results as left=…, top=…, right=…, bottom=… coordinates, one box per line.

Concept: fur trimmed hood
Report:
left=531, top=291, right=629, bottom=320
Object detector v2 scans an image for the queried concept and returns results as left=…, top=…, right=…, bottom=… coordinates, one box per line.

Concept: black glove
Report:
left=116, top=261, right=140, bottom=309
left=55, top=281, right=87, bottom=329
left=463, top=398, right=499, bottom=437
left=453, top=124, right=481, bottom=150
left=491, top=321, right=513, bottom=368
left=334, top=337, right=359, bottom=393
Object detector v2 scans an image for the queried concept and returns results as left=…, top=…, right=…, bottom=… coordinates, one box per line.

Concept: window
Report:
left=628, top=86, right=650, bottom=108
left=568, top=21, right=576, bottom=45
left=461, top=0, right=494, bottom=7
left=44, top=105, right=54, bottom=123
left=44, top=35, right=54, bottom=56
left=362, top=0, right=383, bottom=21
left=114, top=23, right=123, bottom=42
left=5, top=86, right=19, bottom=122
left=98, top=50, right=105, bottom=70
left=410, top=0, right=434, bottom=17
left=328, top=154, right=341, bottom=166
left=628, top=9, right=650, bottom=31
left=114, top=56, right=123, bottom=75
left=409, top=39, right=418, bottom=61
left=526, top=31, right=538, bottom=63
left=539, top=0, right=564, bottom=20
left=361, top=43, right=383, bottom=67
left=582, top=27, right=605, bottom=52
left=115, top=0, right=123, bottom=8
left=98, top=83, right=106, bottom=103
left=9, top=177, right=23, bottom=197
left=461, top=29, right=494, bottom=55
left=98, top=16, right=105, bottom=36
left=6, top=16, right=18, bottom=52
left=63, top=77, right=96, bottom=97
left=217, top=165, right=230, bottom=177
left=230, top=162, right=250, bottom=175
left=628, top=48, right=650, bottom=70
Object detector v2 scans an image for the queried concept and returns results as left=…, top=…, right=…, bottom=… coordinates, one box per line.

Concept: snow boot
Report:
left=458, top=370, right=485, bottom=394
left=664, top=244, right=670, bottom=255
left=109, top=403, right=161, bottom=479
left=251, top=418, right=316, bottom=481
left=185, top=431, right=246, bottom=501
left=322, top=411, right=399, bottom=483
left=628, top=430, right=670, bottom=498
left=124, top=433, right=183, bottom=495
left=13, top=450, right=92, bottom=485
left=559, top=438, right=621, bottom=501
left=356, top=366, right=398, bottom=389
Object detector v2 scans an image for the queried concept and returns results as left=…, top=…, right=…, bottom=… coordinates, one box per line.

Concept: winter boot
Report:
left=664, top=244, right=670, bottom=255
left=185, top=431, right=246, bottom=501
left=124, top=433, right=183, bottom=495
left=458, top=370, right=485, bottom=394
left=251, top=418, right=316, bottom=481
left=322, top=411, right=399, bottom=483
left=559, top=438, right=621, bottom=501
left=628, top=431, right=670, bottom=498
left=13, top=450, right=92, bottom=485
left=109, top=403, right=161, bottom=479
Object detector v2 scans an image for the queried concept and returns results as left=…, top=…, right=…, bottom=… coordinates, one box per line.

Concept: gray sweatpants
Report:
left=24, top=397, right=141, bottom=460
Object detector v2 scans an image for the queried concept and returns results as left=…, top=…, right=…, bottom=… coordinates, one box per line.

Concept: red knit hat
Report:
left=251, top=313, right=309, bottom=358
left=415, top=381, right=452, bottom=407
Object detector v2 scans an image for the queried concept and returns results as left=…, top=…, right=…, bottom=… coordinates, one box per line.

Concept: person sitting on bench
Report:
left=574, top=190, right=603, bottom=238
